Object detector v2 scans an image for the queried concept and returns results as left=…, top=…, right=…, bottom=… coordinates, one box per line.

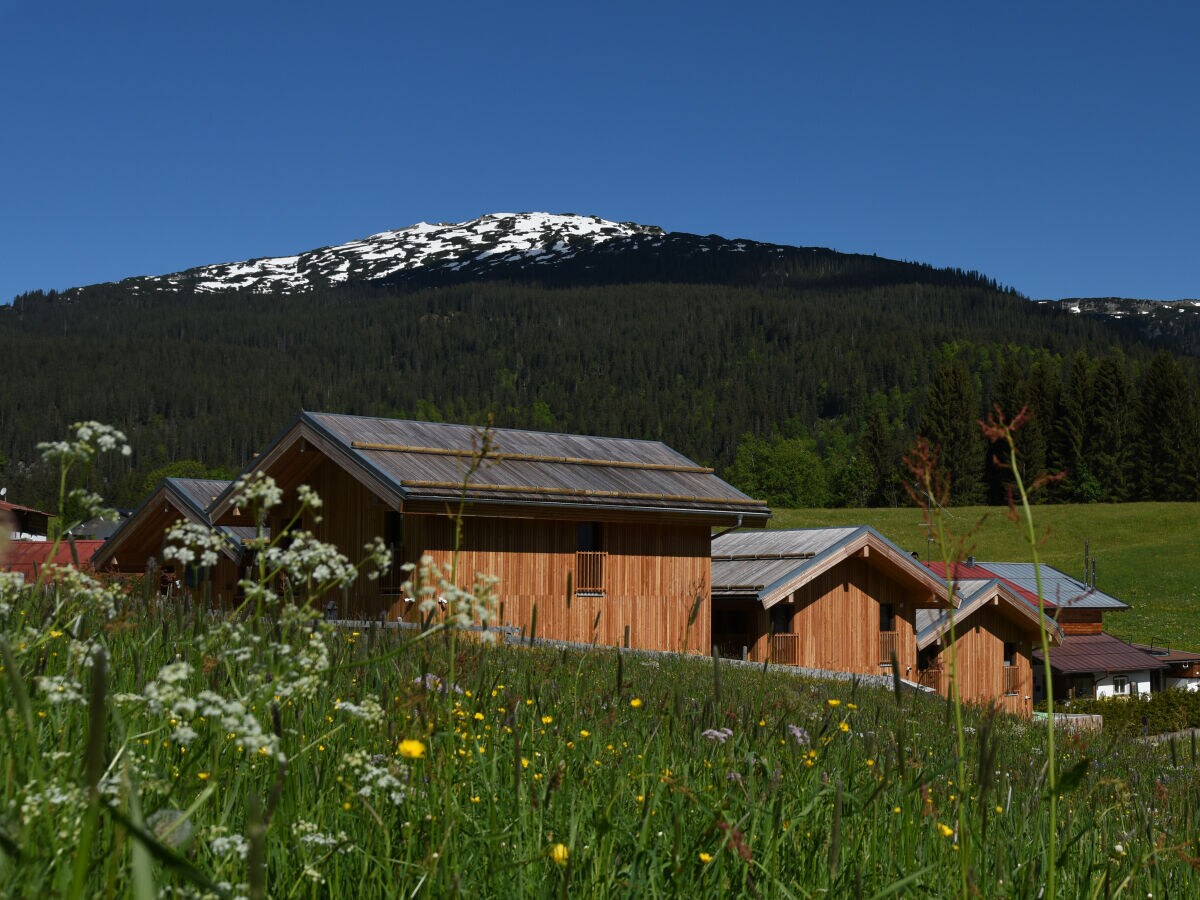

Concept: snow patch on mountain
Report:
left=119, top=213, right=663, bottom=295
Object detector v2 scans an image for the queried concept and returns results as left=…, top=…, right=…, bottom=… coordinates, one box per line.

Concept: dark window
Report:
left=577, top=522, right=602, bottom=552
left=879, top=602, right=896, bottom=633
left=770, top=604, right=792, bottom=634
left=385, top=511, right=404, bottom=549
left=1003, top=641, right=1017, bottom=667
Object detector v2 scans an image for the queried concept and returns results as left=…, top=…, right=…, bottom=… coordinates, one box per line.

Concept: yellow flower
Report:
left=579, top=729, right=590, bottom=738
left=827, top=698, right=841, bottom=707
left=892, top=806, right=901, bottom=814
left=846, top=702, right=858, bottom=710
left=630, top=698, right=643, bottom=708
left=198, top=772, right=210, bottom=781
left=865, top=759, right=875, bottom=767
left=549, top=843, right=569, bottom=866
left=937, top=823, right=954, bottom=838
left=994, top=805, right=1004, bottom=814
left=699, top=852, right=713, bottom=863
left=470, top=796, right=481, bottom=803
left=474, top=712, right=485, bottom=721
left=542, top=715, right=553, bottom=725
left=398, top=739, right=427, bottom=759
left=839, top=721, right=850, bottom=732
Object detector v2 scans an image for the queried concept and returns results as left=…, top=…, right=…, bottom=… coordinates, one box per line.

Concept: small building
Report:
left=1, top=499, right=52, bottom=541
left=1032, top=633, right=1167, bottom=699
left=93, top=478, right=254, bottom=606
left=710, top=527, right=950, bottom=679
left=915, top=578, right=1061, bottom=717
left=1131, top=643, right=1200, bottom=692
left=208, top=412, right=769, bottom=651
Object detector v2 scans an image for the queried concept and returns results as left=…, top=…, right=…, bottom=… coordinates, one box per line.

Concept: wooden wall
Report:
left=926, top=605, right=1035, bottom=717
left=1057, top=608, right=1104, bottom=635
left=293, top=458, right=713, bottom=653
left=742, top=557, right=919, bottom=677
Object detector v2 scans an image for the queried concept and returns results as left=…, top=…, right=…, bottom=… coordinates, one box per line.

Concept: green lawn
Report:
left=769, top=502, right=1200, bottom=648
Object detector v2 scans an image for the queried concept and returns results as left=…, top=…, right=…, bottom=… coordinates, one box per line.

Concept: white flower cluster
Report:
left=401, top=555, right=499, bottom=639
left=264, top=532, right=357, bottom=589
left=162, top=520, right=230, bottom=569
left=37, top=421, right=132, bottom=463
left=67, top=488, right=116, bottom=523
left=340, top=750, right=409, bottom=807
left=42, top=564, right=120, bottom=620
left=230, top=471, right=283, bottom=512
left=335, top=694, right=384, bottom=724
left=293, top=819, right=350, bottom=852
left=36, top=675, right=85, bottom=706
left=0, top=570, right=25, bottom=619
left=209, top=833, right=250, bottom=860
left=362, top=536, right=392, bottom=581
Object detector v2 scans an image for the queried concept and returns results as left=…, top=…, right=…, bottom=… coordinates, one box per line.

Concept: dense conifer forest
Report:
left=2, top=254, right=1198, bottom=511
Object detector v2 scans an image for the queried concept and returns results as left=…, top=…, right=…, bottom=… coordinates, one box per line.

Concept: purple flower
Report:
left=787, top=724, right=811, bottom=746
left=702, top=727, right=734, bottom=743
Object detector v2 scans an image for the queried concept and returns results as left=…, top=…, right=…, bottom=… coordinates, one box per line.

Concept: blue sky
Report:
left=3, top=1, right=1198, bottom=303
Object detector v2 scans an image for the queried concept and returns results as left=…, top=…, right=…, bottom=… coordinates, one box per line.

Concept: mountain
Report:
left=35, top=212, right=1005, bottom=302
left=1039, top=297, right=1200, bottom=355
left=3, top=213, right=1198, bottom=512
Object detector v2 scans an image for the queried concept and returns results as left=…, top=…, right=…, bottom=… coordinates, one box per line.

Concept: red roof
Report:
left=0, top=499, right=53, bottom=517
left=924, top=561, right=1047, bottom=608
left=2, top=540, right=105, bottom=581
left=1032, top=633, right=1168, bottom=675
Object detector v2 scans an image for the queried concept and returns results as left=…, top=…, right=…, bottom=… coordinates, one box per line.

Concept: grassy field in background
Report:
left=770, top=503, right=1200, bottom=649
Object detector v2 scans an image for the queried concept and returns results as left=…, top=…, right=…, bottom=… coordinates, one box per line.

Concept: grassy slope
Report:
left=769, top=502, right=1200, bottom=649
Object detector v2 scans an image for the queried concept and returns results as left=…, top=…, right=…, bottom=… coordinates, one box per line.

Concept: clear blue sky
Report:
left=3, top=1, right=1198, bottom=303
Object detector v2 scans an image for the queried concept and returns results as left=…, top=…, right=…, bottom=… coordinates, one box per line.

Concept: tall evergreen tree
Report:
left=1090, top=349, right=1136, bottom=501
left=1138, top=352, right=1200, bottom=500
left=918, top=357, right=985, bottom=504
left=1052, top=352, right=1099, bottom=501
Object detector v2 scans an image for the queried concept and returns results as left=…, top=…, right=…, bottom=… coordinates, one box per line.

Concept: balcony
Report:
left=1003, top=664, right=1022, bottom=696
left=918, top=667, right=943, bottom=694
left=575, top=551, right=607, bottom=596
left=771, top=633, right=802, bottom=666
left=879, top=630, right=899, bottom=666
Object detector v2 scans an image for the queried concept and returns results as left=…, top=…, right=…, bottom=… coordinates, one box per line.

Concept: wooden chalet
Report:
left=208, top=412, right=769, bottom=651
left=1132, top=644, right=1200, bottom=692
left=915, top=579, right=1061, bottom=717
left=93, top=478, right=254, bottom=606
left=2, top=499, right=52, bottom=540
left=710, top=527, right=950, bottom=679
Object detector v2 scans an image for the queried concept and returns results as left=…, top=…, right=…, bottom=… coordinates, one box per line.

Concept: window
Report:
left=381, top=511, right=405, bottom=595
left=1113, top=676, right=1129, bottom=695
left=575, top=523, right=606, bottom=596
left=770, top=604, right=792, bottom=634
left=879, top=602, right=896, bottom=633
left=1003, top=641, right=1017, bottom=667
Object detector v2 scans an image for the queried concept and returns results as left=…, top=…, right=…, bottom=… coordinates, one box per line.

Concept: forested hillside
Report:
left=2, top=254, right=1197, bottom=511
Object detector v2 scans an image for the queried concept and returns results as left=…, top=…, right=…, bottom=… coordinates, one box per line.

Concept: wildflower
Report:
left=839, top=721, right=850, bottom=733
left=787, top=725, right=811, bottom=746
left=541, top=715, right=553, bottom=725
left=699, top=852, right=713, bottom=863
left=579, top=729, right=590, bottom=738
left=937, top=823, right=954, bottom=838
left=398, top=739, right=426, bottom=759
left=994, top=805, right=1004, bottom=814
left=549, top=843, right=569, bottom=866
left=630, top=698, right=643, bottom=708
left=893, top=806, right=901, bottom=814
left=474, top=712, right=485, bottom=721
left=827, top=699, right=841, bottom=707
left=701, top=727, right=733, bottom=743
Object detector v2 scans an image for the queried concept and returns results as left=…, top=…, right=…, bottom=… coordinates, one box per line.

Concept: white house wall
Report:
left=1094, top=671, right=1152, bottom=698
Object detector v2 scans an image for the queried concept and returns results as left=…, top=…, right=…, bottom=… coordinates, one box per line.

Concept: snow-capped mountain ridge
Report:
left=116, top=213, right=667, bottom=295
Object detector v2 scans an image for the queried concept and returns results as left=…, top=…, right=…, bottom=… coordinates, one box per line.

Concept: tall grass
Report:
left=3, top=421, right=1199, bottom=896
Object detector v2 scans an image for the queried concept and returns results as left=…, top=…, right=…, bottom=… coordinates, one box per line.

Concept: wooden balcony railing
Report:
left=879, top=630, right=899, bottom=666
left=1003, top=665, right=1022, bottom=696
left=772, top=633, right=802, bottom=666
left=575, top=551, right=607, bottom=595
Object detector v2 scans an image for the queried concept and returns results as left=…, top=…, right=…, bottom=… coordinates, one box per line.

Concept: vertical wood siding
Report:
left=744, top=557, right=919, bottom=677
left=928, top=605, right=1035, bottom=717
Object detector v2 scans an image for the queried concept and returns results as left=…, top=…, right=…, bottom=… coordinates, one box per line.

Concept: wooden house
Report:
left=93, top=478, right=254, bottom=606
left=2, top=499, right=52, bottom=540
left=710, top=527, right=950, bottom=679
left=1133, top=644, right=1200, bottom=692
left=207, top=412, right=769, bottom=651
left=914, top=579, right=1061, bottom=717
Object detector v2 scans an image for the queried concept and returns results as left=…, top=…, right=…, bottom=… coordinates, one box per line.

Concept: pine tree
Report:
left=1089, top=349, right=1136, bottom=501
left=1138, top=352, right=1200, bottom=500
left=918, top=357, right=985, bottom=504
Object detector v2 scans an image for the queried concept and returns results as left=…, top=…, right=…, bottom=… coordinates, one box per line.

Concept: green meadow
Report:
left=771, top=503, right=1200, bottom=649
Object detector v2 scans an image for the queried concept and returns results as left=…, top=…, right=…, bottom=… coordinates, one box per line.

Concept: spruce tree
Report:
left=918, top=357, right=985, bottom=504
left=1138, top=352, right=1200, bottom=500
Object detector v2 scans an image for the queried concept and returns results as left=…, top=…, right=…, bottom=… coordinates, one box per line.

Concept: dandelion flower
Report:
left=541, top=715, right=553, bottom=725
left=827, top=699, right=841, bottom=707
left=549, top=843, right=569, bottom=866
left=699, top=852, right=713, bottom=863
left=630, top=698, right=643, bottom=708
left=937, top=823, right=954, bottom=838
left=398, top=739, right=426, bottom=759
left=839, top=721, right=850, bottom=732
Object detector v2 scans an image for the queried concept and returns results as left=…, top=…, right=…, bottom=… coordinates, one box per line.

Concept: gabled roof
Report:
left=925, top=561, right=1128, bottom=611
left=1130, top=643, right=1200, bottom=665
left=94, top=478, right=252, bottom=570
left=0, top=499, right=53, bottom=517
left=1032, top=633, right=1168, bottom=675
left=211, top=412, right=770, bottom=524
left=711, top=526, right=950, bottom=609
left=914, top=579, right=1062, bottom=650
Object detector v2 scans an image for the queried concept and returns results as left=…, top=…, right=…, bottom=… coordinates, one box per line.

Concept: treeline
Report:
left=0, top=276, right=1196, bottom=511
left=728, top=347, right=1200, bottom=507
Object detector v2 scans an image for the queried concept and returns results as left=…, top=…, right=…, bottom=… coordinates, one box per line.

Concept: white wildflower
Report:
left=335, top=695, right=384, bottom=724
left=230, top=471, right=283, bottom=511
left=210, top=833, right=250, bottom=860
left=341, top=750, right=409, bottom=806
left=37, top=420, right=131, bottom=463
left=163, top=520, right=229, bottom=570
left=37, top=675, right=85, bottom=705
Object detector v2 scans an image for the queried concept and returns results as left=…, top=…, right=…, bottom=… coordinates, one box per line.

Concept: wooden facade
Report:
left=94, top=478, right=248, bottom=607
left=711, top=528, right=949, bottom=680
left=211, top=412, right=767, bottom=653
